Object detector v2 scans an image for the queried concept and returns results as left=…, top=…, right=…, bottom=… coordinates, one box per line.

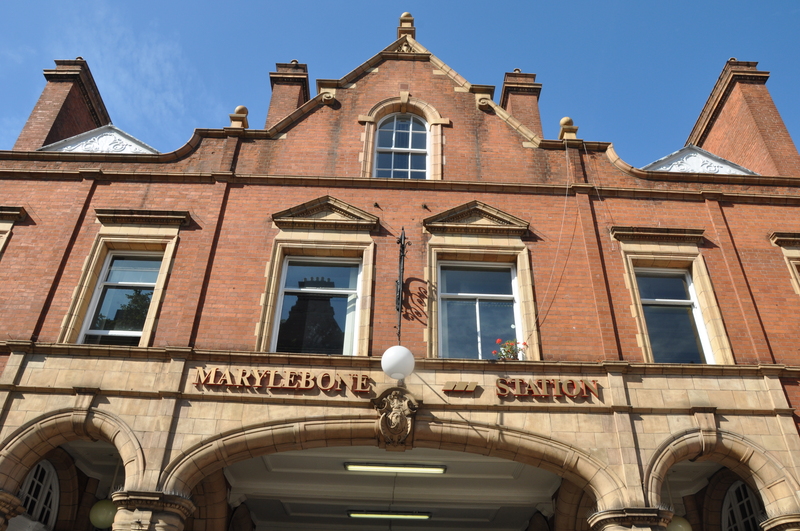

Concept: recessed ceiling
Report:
left=224, top=446, right=562, bottom=531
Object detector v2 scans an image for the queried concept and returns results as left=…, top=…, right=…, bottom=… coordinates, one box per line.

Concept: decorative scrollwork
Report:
left=372, top=387, right=419, bottom=448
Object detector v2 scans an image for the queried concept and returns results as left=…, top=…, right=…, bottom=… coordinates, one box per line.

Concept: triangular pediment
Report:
left=424, top=201, right=529, bottom=236
left=38, top=125, right=159, bottom=154
left=642, top=145, right=757, bottom=175
left=272, top=196, right=379, bottom=232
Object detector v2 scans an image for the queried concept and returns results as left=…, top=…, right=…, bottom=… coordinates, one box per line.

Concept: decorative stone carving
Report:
left=394, top=40, right=416, bottom=54
left=38, top=125, right=159, bottom=155
left=423, top=200, right=529, bottom=236
left=761, top=514, right=800, bottom=531
left=0, top=491, right=24, bottom=531
left=272, top=196, right=379, bottom=232
left=642, top=145, right=756, bottom=175
left=372, top=387, right=419, bottom=448
left=587, top=508, right=673, bottom=531
left=111, top=491, right=196, bottom=531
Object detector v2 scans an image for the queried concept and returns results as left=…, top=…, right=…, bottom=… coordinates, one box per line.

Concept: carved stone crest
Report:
left=372, top=387, right=419, bottom=449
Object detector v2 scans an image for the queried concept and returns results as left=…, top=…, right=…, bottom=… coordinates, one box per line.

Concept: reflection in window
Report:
left=439, top=264, right=519, bottom=359
left=82, top=255, right=162, bottom=346
left=375, top=114, right=428, bottom=179
left=635, top=269, right=711, bottom=363
left=275, top=260, right=360, bottom=355
left=17, top=460, right=59, bottom=530
left=722, top=481, right=761, bottom=531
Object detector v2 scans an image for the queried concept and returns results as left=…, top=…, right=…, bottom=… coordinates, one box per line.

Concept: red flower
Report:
left=492, top=350, right=498, bottom=355
left=496, top=338, right=502, bottom=344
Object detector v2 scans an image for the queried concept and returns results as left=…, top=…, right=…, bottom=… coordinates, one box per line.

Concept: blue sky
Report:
left=1, top=1, right=798, bottom=168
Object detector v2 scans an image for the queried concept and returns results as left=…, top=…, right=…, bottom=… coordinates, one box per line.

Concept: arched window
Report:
left=17, top=460, right=59, bottom=530
left=722, top=480, right=760, bottom=531
left=374, top=114, right=428, bottom=179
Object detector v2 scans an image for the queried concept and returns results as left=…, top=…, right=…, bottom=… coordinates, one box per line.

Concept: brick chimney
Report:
left=265, top=61, right=310, bottom=129
left=687, top=59, right=800, bottom=177
left=500, top=70, right=543, bottom=137
left=13, top=58, right=111, bottom=151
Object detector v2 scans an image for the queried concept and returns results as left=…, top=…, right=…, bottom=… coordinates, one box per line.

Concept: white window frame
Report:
left=270, top=256, right=363, bottom=356
left=437, top=261, right=523, bottom=360
left=634, top=267, right=715, bottom=364
left=79, top=251, right=163, bottom=346
left=373, top=113, right=430, bottom=180
left=722, top=481, right=761, bottom=531
left=17, top=460, right=59, bottom=530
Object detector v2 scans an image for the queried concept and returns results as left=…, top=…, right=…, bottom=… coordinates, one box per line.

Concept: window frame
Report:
left=270, top=256, right=364, bottom=356
left=437, top=261, right=523, bottom=360
left=373, top=113, right=430, bottom=180
left=59, top=211, right=183, bottom=348
left=634, top=267, right=714, bottom=364
left=17, top=460, right=59, bottom=530
left=613, top=232, right=733, bottom=365
left=722, top=480, right=761, bottom=531
left=78, top=250, right=163, bottom=346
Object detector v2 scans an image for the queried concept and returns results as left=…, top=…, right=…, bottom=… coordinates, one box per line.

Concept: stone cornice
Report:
left=112, top=491, right=196, bottom=520
left=423, top=200, right=529, bottom=236
left=761, top=514, right=800, bottom=531
left=770, top=232, right=800, bottom=247
left=271, top=195, right=379, bottom=232
left=0, top=207, right=26, bottom=222
left=588, top=508, right=673, bottom=531
left=610, top=226, right=705, bottom=244
left=94, top=208, right=191, bottom=226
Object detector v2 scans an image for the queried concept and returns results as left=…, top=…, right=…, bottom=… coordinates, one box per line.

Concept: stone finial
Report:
left=229, top=105, right=249, bottom=129
left=559, top=116, right=579, bottom=140
left=398, top=12, right=415, bottom=39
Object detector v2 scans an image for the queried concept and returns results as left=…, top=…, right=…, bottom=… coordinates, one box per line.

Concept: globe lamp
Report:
left=381, top=345, right=415, bottom=380
left=666, top=516, right=692, bottom=531
left=89, top=499, right=116, bottom=528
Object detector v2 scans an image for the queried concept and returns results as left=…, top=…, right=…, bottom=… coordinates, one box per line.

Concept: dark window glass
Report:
left=636, top=274, right=689, bottom=300
left=374, top=114, right=427, bottom=179
left=642, top=305, right=704, bottom=363
left=441, top=266, right=513, bottom=295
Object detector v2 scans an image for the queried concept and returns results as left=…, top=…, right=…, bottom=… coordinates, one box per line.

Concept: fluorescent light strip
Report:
left=344, top=463, right=446, bottom=474
left=348, top=512, right=431, bottom=520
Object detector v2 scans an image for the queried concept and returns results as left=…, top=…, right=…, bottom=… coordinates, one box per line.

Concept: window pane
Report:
left=441, top=299, right=479, bottom=359
left=83, top=334, right=142, bottom=346
left=636, top=274, right=690, bottom=300
left=642, top=305, right=704, bottom=363
left=284, top=262, right=358, bottom=290
left=395, top=131, right=410, bottom=148
left=411, top=117, right=425, bottom=131
left=376, top=169, right=392, bottom=178
left=276, top=293, right=350, bottom=355
left=410, top=171, right=426, bottom=180
left=393, top=152, right=409, bottom=169
left=479, top=300, right=516, bottom=359
left=392, top=170, right=409, bottom=179
left=106, top=257, right=161, bottom=284
left=90, top=286, right=153, bottom=331
left=411, top=132, right=426, bottom=149
left=377, top=130, right=394, bottom=148
left=441, top=266, right=513, bottom=295
left=410, top=153, right=426, bottom=170
left=376, top=152, right=393, bottom=170
left=396, top=117, right=411, bottom=131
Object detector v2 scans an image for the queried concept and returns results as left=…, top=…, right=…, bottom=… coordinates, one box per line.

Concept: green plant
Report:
left=493, top=338, right=527, bottom=360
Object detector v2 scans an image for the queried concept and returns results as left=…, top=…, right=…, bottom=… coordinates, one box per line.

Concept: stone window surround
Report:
left=256, top=236, right=376, bottom=356
left=0, top=207, right=27, bottom=256
left=770, top=232, right=800, bottom=295
left=611, top=227, right=733, bottom=365
left=358, top=93, right=449, bottom=180
left=373, top=113, right=429, bottom=180
left=425, top=236, right=539, bottom=360
left=58, top=209, right=188, bottom=347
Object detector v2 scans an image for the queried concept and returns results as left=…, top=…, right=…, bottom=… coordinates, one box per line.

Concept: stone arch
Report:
left=0, top=408, right=145, bottom=495
left=643, top=428, right=800, bottom=517
left=161, top=414, right=626, bottom=512
left=358, top=95, right=448, bottom=180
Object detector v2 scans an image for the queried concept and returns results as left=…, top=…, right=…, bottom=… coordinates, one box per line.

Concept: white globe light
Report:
left=382, top=345, right=415, bottom=380
left=666, top=516, right=692, bottom=531
left=89, top=499, right=117, bottom=528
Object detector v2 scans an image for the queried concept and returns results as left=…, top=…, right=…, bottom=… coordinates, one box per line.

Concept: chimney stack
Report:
left=500, top=70, right=543, bottom=137
left=265, top=60, right=310, bottom=130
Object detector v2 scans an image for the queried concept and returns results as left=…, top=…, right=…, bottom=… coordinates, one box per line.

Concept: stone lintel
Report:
left=94, top=208, right=191, bottom=226
left=0, top=207, right=27, bottom=222
left=770, top=232, right=800, bottom=247
left=610, top=226, right=705, bottom=244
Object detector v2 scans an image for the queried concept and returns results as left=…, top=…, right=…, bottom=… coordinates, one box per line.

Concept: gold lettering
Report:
left=251, top=369, right=270, bottom=387
left=349, top=373, right=370, bottom=393
left=510, top=378, right=527, bottom=396
left=266, top=370, right=282, bottom=388
left=217, top=370, right=236, bottom=386
left=561, top=379, right=581, bottom=398
left=317, top=372, right=337, bottom=391
left=283, top=371, right=299, bottom=389
left=549, top=379, right=563, bottom=397
left=581, top=379, right=600, bottom=399
left=297, top=371, right=315, bottom=390
left=194, top=366, right=219, bottom=385
left=527, top=378, right=548, bottom=397
left=496, top=378, right=512, bottom=397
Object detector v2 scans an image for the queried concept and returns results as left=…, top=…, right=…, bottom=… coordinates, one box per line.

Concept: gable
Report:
left=272, top=196, right=379, bottom=232
left=642, top=144, right=757, bottom=175
left=423, top=201, right=529, bottom=236
left=38, top=124, right=159, bottom=154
